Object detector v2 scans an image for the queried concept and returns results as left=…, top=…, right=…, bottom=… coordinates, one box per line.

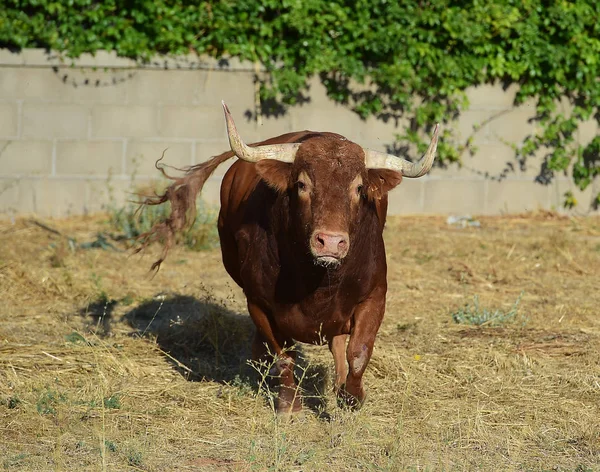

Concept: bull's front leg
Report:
left=338, top=290, right=386, bottom=409
left=329, top=334, right=348, bottom=393
left=247, top=302, right=302, bottom=415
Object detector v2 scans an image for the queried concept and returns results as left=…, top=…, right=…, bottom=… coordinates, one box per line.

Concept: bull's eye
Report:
left=357, top=184, right=364, bottom=195
left=297, top=181, right=306, bottom=192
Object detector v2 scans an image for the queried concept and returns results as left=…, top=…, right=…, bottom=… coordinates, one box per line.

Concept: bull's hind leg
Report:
left=338, top=290, right=386, bottom=409
left=247, top=302, right=302, bottom=414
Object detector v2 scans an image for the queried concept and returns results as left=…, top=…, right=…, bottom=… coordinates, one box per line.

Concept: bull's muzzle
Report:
left=311, top=230, right=349, bottom=267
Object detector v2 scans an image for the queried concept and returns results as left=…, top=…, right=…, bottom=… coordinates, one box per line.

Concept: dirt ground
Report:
left=1, top=211, right=599, bottom=471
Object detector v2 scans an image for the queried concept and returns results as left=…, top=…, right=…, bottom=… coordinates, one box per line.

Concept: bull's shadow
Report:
left=119, top=294, right=330, bottom=416
left=122, top=294, right=254, bottom=383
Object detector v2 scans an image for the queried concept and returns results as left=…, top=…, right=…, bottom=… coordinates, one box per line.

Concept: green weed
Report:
left=127, top=450, right=143, bottom=467
left=6, top=396, right=20, bottom=409
left=104, top=440, right=117, bottom=453
left=230, top=375, right=254, bottom=397
left=3, top=453, right=28, bottom=469
left=36, top=389, right=67, bottom=415
left=452, top=292, right=525, bottom=327
left=120, top=294, right=135, bottom=306
left=64, top=331, right=88, bottom=344
left=103, top=395, right=121, bottom=410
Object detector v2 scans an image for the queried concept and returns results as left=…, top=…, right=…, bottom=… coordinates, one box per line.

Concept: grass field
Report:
left=1, top=211, right=599, bottom=471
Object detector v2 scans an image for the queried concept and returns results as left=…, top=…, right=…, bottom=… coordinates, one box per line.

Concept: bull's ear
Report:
left=255, top=159, right=292, bottom=193
left=367, top=169, right=403, bottom=199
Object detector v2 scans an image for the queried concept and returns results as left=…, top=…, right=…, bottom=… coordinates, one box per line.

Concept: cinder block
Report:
left=201, top=178, right=223, bottom=206
left=550, top=178, right=596, bottom=212
left=0, top=65, right=129, bottom=104
left=67, top=50, right=136, bottom=68
left=452, top=109, right=495, bottom=144
left=247, top=114, right=296, bottom=142
left=87, top=177, right=156, bottom=214
left=56, top=140, right=124, bottom=176
left=16, top=178, right=88, bottom=216
left=459, top=138, right=545, bottom=180
left=159, top=106, right=226, bottom=139
left=304, top=76, right=333, bottom=106
left=487, top=107, right=537, bottom=145
left=22, top=103, right=89, bottom=138
left=577, top=118, right=598, bottom=145
left=0, top=102, right=19, bottom=138
left=141, top=53, right=238, bottom=71
left=360, top=114, right=406, bottom=145
left=193, top=140, right=233, bottom=177
left=92, top=105, right=158, bottom=138
left=487, top=179, right=551, bottom=214
left=15, top=179, right=44, bottom=214
left=557, top=95, right=574, bottom=116
left=511, top=148, right=547, bottom=179
left=127, top=70, right=200, bottom=105
left=86, top=178, right=122, bottom=213
left=359, top=138, right=394, bottom=155
left=0, top=140, right=53, bottom=174
left=54, top=68, right=129, bottom=104
left=422, top=178, right=487, bottom=214
left=200, top=70, right=255, bottom=109
left=466, top=83, right=517, bottom=110
left=21, top=49, right=52, bottom=66
left=126, top=141, right=193, bottom=176
left=460, top=144, right=517, bottom=178
left=387, top=179, right=424, bottom=215
left=194, top=140, right=229, bottom=161
left=0, top=49, right=23, bottom=65
left=0, top=179, right=19, bottom=216
left=0, top=68, right=68, bottom=101
left=288, top=103, right=366, bottom=139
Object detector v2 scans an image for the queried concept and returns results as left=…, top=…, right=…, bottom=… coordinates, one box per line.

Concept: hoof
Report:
left=336, top=385, right=366, bottom=410
left=269, top=358, right=293, bottom=377
left=276, top=383, right=302, bottom=415
left=275, top=397, right=303, bottom=416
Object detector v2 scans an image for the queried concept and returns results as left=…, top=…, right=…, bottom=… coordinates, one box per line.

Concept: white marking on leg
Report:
left=351, top=344, right=368, bottom=374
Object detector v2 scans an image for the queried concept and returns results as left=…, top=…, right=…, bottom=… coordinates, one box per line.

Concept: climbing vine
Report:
left=1, top=0, right=598, bottom=208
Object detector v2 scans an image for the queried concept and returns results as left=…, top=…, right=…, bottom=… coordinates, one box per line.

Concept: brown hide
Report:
left=140, top=129, right=404, bottom=413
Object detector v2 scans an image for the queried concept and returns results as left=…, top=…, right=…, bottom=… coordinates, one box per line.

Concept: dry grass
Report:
left=1, top=211, right=599, bottom=471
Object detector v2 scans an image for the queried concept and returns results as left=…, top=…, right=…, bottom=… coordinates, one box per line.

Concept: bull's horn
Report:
left=363, top=124, right=440, bottom=178
left=222, top=101, right=300, bottom=163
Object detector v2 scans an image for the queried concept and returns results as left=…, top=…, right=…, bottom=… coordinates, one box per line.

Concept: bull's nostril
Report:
left=315, top=235, right=325, bottom=249
left=338, top=240, right=348, bottom=250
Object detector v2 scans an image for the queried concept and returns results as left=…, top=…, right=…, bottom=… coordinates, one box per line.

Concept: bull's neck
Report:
left=276, top=233, right=343, bottom=287
left=274, top=210, right=380, bottom=292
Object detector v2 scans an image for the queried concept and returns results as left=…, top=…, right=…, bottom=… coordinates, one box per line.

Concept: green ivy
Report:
left=1, top=0, right=598, bottom=208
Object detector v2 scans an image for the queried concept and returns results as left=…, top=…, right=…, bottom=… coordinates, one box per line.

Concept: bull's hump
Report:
left=296, top=135, right=364, bottom=164
left=295, top=131, right=347, bottom=143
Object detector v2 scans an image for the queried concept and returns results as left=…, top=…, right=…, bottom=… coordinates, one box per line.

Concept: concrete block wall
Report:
left=0, top=49, right=598, bottom=218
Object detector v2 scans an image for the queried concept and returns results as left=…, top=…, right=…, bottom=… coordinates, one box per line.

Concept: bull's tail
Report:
left=135, top=151, right=234, bottom=271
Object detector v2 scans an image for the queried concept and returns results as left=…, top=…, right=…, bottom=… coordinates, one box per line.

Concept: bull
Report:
left=140, top=102, right=439, bottom=414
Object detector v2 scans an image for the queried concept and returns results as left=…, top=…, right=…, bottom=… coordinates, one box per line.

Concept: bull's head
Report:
left=222, top=102, right=439, bottom=268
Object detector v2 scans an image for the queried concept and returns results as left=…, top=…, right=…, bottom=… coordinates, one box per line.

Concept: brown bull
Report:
left=140, top=102, right=439, bottom=414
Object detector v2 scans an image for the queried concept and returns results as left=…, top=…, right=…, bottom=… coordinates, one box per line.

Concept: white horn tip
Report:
left=221, top=100, right=230, bottom=114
